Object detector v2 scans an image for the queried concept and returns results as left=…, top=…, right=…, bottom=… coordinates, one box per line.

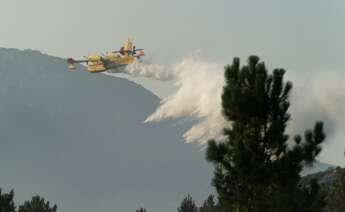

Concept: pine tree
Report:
left=206, top=56, right=326, bottom=211
left=199, top=195, right=217, bottom=212
left=0, top=189, right=16, bottom=212
left=177, top=195, right=198, bottom=212
left=136, top=207, right=147, bottom=212
left=18, top=196, right=57, bottom=212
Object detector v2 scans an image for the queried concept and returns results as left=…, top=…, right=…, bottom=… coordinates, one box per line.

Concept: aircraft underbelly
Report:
left=79, top=54, right=137, bottom=73
left=88, top=64, right=106, bottom=73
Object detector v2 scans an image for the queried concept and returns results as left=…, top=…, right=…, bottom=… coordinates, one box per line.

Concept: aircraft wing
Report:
left=67, top=58, right=89, bottom=64
left=67, top=58, right=89, bottom=70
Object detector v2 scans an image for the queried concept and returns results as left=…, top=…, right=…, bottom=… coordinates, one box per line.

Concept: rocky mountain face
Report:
left=301, top=161, right=335, bottom=176
left=301, top=166, right=342, bottom=188
left=301, top=167, right=345, bottom=212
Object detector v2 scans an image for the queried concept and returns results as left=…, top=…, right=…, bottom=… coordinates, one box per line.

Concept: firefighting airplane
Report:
left=67, top=38, right=144, bottom=73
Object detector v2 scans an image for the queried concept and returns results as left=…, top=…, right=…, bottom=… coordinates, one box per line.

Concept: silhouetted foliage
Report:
left=0, top=190, right=57, bottom=212
left=0, top=189, right=16, bottom=212
left=18, top=196, right=57, bottom=212
left=136, top=207, right=147, bottom=212
left=206, top=56, right=326, bottom=211
left=199, top=195, right=217, bottom=212
left=177, top=195, right=198, bottom=212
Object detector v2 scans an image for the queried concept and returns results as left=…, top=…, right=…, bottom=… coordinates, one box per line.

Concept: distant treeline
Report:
left=0, top=190, right=57, bottom=212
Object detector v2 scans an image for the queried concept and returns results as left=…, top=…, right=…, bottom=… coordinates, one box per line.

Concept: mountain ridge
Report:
left=0, top=47, right=337, bottom=212
left=0, top=47, right=212, bottom=212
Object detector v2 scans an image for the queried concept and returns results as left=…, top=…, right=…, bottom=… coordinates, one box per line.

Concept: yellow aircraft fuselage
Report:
left=86, top=53, right=135, bottom=73
left=67, top=38, right=144, bottom=73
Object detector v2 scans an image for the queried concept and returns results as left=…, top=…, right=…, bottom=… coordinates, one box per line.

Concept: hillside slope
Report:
left=0, top=48, right=212, bottom=212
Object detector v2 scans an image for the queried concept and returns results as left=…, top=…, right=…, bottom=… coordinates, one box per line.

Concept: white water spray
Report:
left=143, top=57, right=229, bottom=145
left=106, top=57, right=229, bottom=145
left=107, top=57, right=345, bottom=146
left=125, top=60, right=174, bottom=81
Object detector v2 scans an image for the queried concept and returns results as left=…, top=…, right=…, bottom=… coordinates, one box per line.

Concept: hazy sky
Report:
left=1, top=1, right=344, bottom=81
left=1, top=0, right=345, bottom=164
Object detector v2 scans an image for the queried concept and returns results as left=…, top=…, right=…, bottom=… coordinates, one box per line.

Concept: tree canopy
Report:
left=0, top=189, right=16, bottom=212
left=18, top=196, right=57, bottom=212
left=206, top=55, right=326, bottom=211
left=177, top=195, right=198, bottom=212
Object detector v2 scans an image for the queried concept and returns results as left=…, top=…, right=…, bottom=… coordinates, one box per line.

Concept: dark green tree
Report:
left=206, top=56, right=326, bottom=212
left=177, top=195, right=198, bottom=212
left=0, top=189, right=16, bottom=212
left=199, top=195, right=217, bottom=212
left=18, top=196, right=57, bottom=212
left=136, top=207, right=147, bottom=212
